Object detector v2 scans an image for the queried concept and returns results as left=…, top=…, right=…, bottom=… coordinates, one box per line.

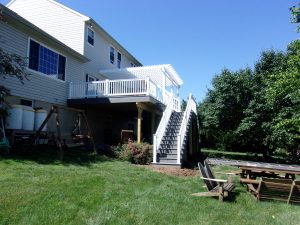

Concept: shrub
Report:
left=116, top=140, right=152, bottom=165
left=117, top=144, right=133, bottom=162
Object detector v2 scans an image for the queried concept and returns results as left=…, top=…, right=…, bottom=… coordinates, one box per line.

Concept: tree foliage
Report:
left=181, top=99, right=187, bottom=111
left=291, top=4, right=300, bottom=31
left=265, top=41, right=300, bottom=159
left=0, top=48, right=28, bottom=82
left=0, top=47, right=29, bottom=116
left=199, top=41, right=300, bottom=161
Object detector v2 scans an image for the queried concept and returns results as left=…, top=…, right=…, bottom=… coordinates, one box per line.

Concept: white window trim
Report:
left=26, top=68, right=66, bottom=83
left=87, top=27, right=95, bottom=47
left=117, top=51, right=122, bottom=69
left=110, top=45, right=115, bottom=65
left=27, top=37, right=67, bottom=82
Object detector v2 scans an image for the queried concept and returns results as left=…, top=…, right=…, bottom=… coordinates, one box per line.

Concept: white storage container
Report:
left=35, top=109, right=47, bottom=131
left=6, top=104, right=23, bottom=129
left=22, top=106, right=35, bottom=131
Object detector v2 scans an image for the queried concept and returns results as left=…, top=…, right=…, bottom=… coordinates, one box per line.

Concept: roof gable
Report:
left=7, top=0, right=89, bottom=21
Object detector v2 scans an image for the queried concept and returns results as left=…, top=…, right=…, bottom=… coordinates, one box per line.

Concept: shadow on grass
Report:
left=226, top=188, right=242, bottom=202
left=0, top=145, right=115, bottom=166
left=201, top=150, right=300, bottom=165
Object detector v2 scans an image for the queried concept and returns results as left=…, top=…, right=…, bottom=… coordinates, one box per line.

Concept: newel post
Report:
left=153, top=135, right=157, bottom=163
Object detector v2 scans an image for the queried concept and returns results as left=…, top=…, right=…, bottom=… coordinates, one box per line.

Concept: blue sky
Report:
left=2, top=0, right=299, bottom=101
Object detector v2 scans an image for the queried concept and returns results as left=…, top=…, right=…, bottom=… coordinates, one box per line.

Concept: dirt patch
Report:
left=137, top=165, right=198, bottom=177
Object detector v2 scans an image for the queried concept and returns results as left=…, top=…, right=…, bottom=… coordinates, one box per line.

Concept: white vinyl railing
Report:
left=69, top=78, right=151, bottom=98
left=153, top=93, right=175, bottom=163
left=69, top=78, right=181, bottom=110
left=176, top=93, right=197, bottom=164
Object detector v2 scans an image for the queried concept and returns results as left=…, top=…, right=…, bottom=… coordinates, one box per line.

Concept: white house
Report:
left=2, top=0, right=199, bottom=166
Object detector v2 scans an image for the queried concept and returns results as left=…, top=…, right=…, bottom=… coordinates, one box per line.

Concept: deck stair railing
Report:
left=176, top=93, right=197, bottom=164
left=153, top=93, right=176, bottom=163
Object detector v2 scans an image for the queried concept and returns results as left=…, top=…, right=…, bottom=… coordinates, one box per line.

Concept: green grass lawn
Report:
left=0, top=153, right=299, bottom=225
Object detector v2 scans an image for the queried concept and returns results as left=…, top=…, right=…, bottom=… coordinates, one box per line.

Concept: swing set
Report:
left=34, top=105, right=97, bottom=160
left=1, top=104, right=96, bottom=160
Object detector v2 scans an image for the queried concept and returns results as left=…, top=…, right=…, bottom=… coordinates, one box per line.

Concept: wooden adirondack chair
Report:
left=253, top=178, right=294, bottom=204
left=191, top=161, right=235, bottom=201
left=288, top=180, right=300, bottom=205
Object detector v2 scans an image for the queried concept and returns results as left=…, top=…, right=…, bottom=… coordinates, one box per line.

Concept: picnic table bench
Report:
left=245, top=178, right=300, bottom=205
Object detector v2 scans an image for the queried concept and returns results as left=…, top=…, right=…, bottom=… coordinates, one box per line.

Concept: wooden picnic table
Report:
left=206, top=157, right=300, bottom=185
left=240, top=166, right=300, bottom=180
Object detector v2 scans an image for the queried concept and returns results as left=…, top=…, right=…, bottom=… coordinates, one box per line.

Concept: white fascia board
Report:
left=5, top=0, right=16, bottom=7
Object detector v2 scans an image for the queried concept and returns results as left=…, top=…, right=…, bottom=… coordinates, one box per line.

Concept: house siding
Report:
left=0, top=20, right=85, bottom=105
left=84, top=24, right=139, bottom=74
left=7, top=0, right=141, bottom=79
left=7, top=0, right=86, bottom=55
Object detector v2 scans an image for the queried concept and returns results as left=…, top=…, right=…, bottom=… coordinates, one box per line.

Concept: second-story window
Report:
left=29, top=39, right=66, bottom=81
left=87, top=27, right=94, bottom=46
left=117, top=52, right=121, bottom=68
left=110, top=46, right=115, bottom=64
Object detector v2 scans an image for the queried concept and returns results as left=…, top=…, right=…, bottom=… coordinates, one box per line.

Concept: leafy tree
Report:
left=199, top=43, right=299, bottom=162
left=0, top=48, right=29, bottom=116
left=181, top=99, right=187, bottom=111
left=0, top=48, right=29, bottom=82
left=265, top=40, right=300, bottom=160
left=290, top=4, right=300, bottom=31
left=236, top=50, right=287, bottom=157
left=198, top=68, right=253, bottom=150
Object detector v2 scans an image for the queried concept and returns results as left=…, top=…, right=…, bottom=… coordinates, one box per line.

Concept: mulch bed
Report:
left=136, top=165, right=198, bottom=177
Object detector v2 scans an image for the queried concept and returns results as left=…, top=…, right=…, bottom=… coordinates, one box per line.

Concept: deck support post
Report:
left=151, top=112, right=155, bottom=140
left=137, top=104, right=143, bottom=143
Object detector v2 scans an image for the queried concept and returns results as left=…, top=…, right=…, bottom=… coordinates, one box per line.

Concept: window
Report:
left=85, top=74, right=98, bottom=82
left=87, top=27, right=94, bottom=46
left=86, top=74, right=99, bottom=96
left=20, top=99, right=33, bottom=107
left=117, top=52, right=121, bottom=68
left=110, top=46, right=115, bottom=64
left=29, top=39, right=66, bottom=81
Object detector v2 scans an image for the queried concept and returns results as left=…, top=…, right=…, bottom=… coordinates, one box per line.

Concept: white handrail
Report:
left=153, top=92, right=174, bottom=163
left=176, top=93, right=197, bottom=164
